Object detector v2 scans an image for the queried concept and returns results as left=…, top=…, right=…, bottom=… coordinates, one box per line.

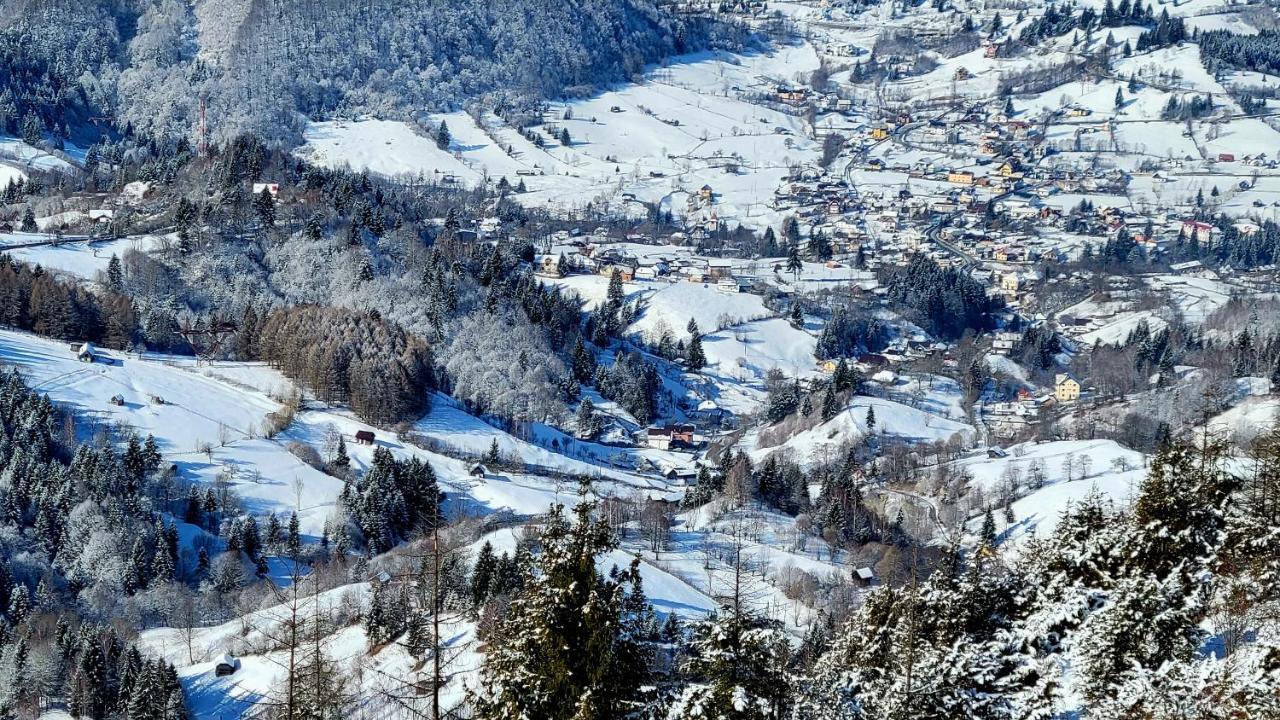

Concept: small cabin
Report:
left=469, top=463, right=489, bottom=478
left=354, top=430, right=376, bottom=446
left=109, top=394, right=125, bottom=407
left=214, top=654, right=241, bottom=677
left=76, top=342, right=96, bottom=363
left=854, top=567, right=875, bottom=587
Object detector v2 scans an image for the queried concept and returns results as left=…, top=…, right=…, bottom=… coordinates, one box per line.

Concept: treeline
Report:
left=465, top=442, right=1280, bottom=719
left=1019, top=0, right=1154, bottom=45
left=0, top=254, right=139, bottom=348
left=879, top=255, right=1003, bottom=341
left=254, top=305, right=434, bottom=425
left=1200, top=29, right=1280, bottom=77
left=814, top=302, right=889, bottom=361
left=1167, top=214, right=1280, bottom=270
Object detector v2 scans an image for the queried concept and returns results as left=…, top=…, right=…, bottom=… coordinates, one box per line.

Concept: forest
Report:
left=0, top=0, right=746, bottom=147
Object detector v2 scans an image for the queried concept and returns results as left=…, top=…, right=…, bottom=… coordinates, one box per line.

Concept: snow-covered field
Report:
left=958, top=439, right=1147, bottom=545
left=296, top=45, right=823, bottom=232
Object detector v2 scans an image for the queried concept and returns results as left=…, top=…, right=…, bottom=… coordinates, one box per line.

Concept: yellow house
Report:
left=1055, top=373, right=1081, bottom=403
left=870, top=125, right=890, bottom=141
left=1001, top=272, right=1021, bottom=296
left=818, top=359, right=838, bottom=373
left=947, top=170, right=975, bottom=185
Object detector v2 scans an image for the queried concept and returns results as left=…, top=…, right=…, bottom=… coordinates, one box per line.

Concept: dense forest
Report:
left=880, top=255, right=1004, bottom=340
left=0, top=0, right=746, bottom=147
left=253, top=305, right=435, bottom=425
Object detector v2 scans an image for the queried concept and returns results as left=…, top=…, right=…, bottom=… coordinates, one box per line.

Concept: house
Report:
left=670, top=424, right=696, bottom=445
left=947, top=170, right=975, bottom=185
left=536, top=254, right=564, bottom=278
left=644, top=424, right=696, bottom=450
left=601, top=263, right=635, bottom=282
left=76, top=342, right=96, bottom=363
left=715, top=277, right=744, bottom=294
left=1001, top=272, right=1022, bottom=297
left=870, top=124, right=890, bottom=141
left=110, top=394, right=125, bottom=406
left=469, top=463, right=489, bottom=478
left=775, top=87, right=808, bottom=104
left=214, top=654, right=241, bottom=677
left=699, top=184, right=714, bottom=200
left=1218, top=153, right=1235, bottom=162
left=706, top=259, right=734, bottom=280
left=252, top=182, right=280, bottom=198
left=1054, top=373, right=1081, bottom=403
left=996, top=159, right=1022, bottom=177
left=1180, top=220, right=1214, bottom=244
left=354, top=430, right=376, bottom=446
left=645, top=427, right=673, bottom=450
left=992, top=331, right=1020, bottom=355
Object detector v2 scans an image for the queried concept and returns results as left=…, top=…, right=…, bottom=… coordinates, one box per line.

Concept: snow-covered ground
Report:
left=957, top=439, right=1147, bottom=546
left=296, top=45, right=822, bottom=232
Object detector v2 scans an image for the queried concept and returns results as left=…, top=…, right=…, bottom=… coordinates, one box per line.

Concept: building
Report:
left=643, top=424, right=697, bottom=450
left=1001, top=272, right=1021, bottom=297
left=992, top=331, right=1020, bottom=355
left=870, top=124, right=890, bottom=141
left=354, top=430, right=376, bottom=445
left=645, top=427, right=673, bottom=450
left=1181, top=220, right=1214, bottom=244
left=947, top=170, right=975, bottom=185
left=76, top=342, right=96, bottom=363
left=214, top=654, right=241, bottom=677
left=699, top=184, right=714, bottom=200
left=1055, top=373, right=1081, bottom=403
left=536, top=254, right=564, bottom=278
left=252, top=182, right=280, bottom=197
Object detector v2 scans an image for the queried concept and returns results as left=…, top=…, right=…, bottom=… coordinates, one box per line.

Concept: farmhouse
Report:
left=1054, top=373, right=1081, bottom=404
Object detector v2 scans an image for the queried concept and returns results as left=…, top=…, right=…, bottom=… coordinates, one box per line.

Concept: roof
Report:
left=214, top=654, right=240, bottom=668
left=855, top=567, right=875, bottom=580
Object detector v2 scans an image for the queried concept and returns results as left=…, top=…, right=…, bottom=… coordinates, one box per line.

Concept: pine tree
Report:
left=287, top=512, right=301, bottom=558
left=471, top=540, right=498, bottom=608
left=106, top=254, right=124, bottom=291
left=576, top=397, right=600, bottom=439
left=470, top=483, right=651, bottom=720
left=20, top=207, right=36, bottom=233
left=254, top=187, right=276, bottom=227
left=436, top=121, right=451, bottom=150
left=670, top=607, right=793, bottom=719
left=786, top=241, right=803, bottom=280
left=979, top=507, right=997, bottom=548
left=687, top=319, right=707, bottom=372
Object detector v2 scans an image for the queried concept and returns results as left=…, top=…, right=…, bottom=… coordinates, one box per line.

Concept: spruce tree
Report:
left=471, top=483, right=651, bottom=719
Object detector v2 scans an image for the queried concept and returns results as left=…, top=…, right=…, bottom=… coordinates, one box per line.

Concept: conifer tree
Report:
left=471, top=482, right=652, bottom=720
